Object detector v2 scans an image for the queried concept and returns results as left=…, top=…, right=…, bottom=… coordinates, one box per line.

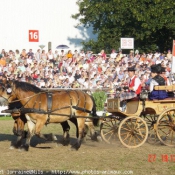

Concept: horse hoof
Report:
left=9, top=144, right=19, bottom=149
left=19, top=145, right=29, bottom=151
left=9, top=145, right=16, bottom=150
left=52, top=135, right=57, bottom=141
left=81, top=137, right=87, bottom=143
left=70, top=144, right=80, bottom=151
left=70, top=147, right=79, bottom=151
left=90, top=132, right=102, bottom=142
left=97, top=136, right=103, bottom=142
left=62, top=140, right=70, bottom=146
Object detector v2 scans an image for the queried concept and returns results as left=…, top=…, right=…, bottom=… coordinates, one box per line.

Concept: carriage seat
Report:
left=153, top=85, right=175, bottom=102
left=154, top=85, right=175, bottom=91
left=153, top=97, right=175, bottom=103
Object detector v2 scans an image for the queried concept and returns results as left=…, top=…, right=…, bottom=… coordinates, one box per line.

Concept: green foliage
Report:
left=92, top=91, right=107, bottom=111
left=73, top=0, right=175, bottom=53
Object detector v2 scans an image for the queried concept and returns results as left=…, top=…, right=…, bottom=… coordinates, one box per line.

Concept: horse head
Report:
left=0, top=80, right=17, bottom=103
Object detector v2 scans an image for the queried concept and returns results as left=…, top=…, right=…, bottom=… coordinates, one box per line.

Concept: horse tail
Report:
left=90, top=95, right=100, bottom=126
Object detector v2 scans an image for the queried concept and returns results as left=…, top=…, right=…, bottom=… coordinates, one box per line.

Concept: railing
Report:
left=41, top=87, right=113, bottom=92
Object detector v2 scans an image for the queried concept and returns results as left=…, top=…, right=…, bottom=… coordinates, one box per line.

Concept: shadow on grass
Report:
left=0, top=134, right=16, bottom=142
left=0, top=133, right=79, bottom=149
left=0, top=129, right=104, bottom=150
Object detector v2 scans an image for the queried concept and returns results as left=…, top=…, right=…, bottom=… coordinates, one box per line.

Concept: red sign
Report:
left=172, top=40, right=175, bottom=57
left=29, top=30, right=39, bottom=42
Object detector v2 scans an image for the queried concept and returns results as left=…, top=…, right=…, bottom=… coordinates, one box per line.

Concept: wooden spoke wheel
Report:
left=100, top=117, right=121, bottom=144
left=143, top=114, right=159, bottom=144
left=156, top=108, right=175, bottom=147
left=118, top=116, right=148, bottom=148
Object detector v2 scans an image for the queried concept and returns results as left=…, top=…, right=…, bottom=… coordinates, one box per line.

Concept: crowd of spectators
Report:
left=0, top=48, right=174, bottom=96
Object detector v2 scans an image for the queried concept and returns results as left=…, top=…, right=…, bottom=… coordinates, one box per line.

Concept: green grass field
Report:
left=0, top=116, right=12, bottom=120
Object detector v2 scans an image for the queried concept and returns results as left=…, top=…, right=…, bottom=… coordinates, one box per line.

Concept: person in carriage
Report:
left=160, top=65, right=170, bottom=85
left=119, top=65, right=141, bottom=111
left=160, top=65, right=174, bottom=97
left=148, top=64, right=168, bottom=100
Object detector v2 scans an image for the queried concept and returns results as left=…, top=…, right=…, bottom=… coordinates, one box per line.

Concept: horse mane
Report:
left=14, top=81, right=43, bottom=93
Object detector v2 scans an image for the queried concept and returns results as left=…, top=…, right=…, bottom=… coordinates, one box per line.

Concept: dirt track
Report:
left=0, top=120, right=174, bottom=175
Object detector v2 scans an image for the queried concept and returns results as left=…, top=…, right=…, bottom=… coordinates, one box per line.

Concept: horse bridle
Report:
left=0, top=82, right=17, bottom=103
left=0, top=82, right=47, bottom=105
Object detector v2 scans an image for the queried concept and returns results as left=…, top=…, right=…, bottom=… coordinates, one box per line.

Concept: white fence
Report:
left=0, top=106, right=11, bottom=116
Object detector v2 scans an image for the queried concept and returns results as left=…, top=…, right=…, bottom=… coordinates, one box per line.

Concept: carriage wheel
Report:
left=100, top=117, right=121, bottom=144
left=156, top=108, right=175, bottom=147
left=143, top=114, right=159, bottom=144
left=118, top=116, right=148, bottom=148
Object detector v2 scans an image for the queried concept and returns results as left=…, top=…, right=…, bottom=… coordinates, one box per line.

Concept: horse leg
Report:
left=60, top=121, right=70, bottom=146
left=82, top=124, right=88, bottom=142
left=69, top=118, right=88, bottom=143
left=11, top=115, right=28, bottom=149
left=85, top=118, right=102, bottom=142
left=11, top=126, right=26, bottom=149
left=42, top=121, right=71, bottom=145
left=19, top=117, right=35, bottom=151
left=10, top=134, right=24, bottom=149
left=71, top=118, right=86, bottom=151
left=34, top=120, right=49, bottom=140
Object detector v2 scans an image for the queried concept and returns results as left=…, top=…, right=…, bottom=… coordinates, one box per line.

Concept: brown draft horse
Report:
left=0, top=80, right=98, bottom=151
left=8, top=99, right=99, bottom=151
left=12, top=114, right=99, bottom=151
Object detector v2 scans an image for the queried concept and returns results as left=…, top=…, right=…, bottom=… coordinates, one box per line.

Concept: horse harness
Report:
left=8, top=90, right=92, bottom=124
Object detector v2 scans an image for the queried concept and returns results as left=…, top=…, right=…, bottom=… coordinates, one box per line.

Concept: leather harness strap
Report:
left=10, top=90, right=91, bottom=125
left=46, top=92, right=52, bottom=124
left=82, top=91, right=87, bottom=112
left=66, top=90, right=73, bottom=118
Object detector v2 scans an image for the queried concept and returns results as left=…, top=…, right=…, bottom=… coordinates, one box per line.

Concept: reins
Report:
left=8, top=92, right=46, bottom=104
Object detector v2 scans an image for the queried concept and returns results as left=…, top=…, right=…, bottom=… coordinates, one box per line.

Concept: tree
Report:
left=72, top=0, right=175, bottom=53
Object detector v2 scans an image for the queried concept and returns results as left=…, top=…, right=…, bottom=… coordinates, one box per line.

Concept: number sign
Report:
left=29, top=30, right=39, bottom=42
left=120, top=38, right=134, bottom=49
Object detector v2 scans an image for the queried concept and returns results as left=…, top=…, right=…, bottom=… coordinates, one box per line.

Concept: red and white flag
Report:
left=171, top=40, right=175, bottom=73
left=172, top=40, right=175, bottom=56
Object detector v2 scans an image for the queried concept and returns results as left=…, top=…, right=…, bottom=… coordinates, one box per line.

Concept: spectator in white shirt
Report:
left=82, top=60, right=89, bottom=70
left=35, top=49, right=41, bottom=62
left=67, top=73, right=75, bottom=84
left=155, top=57, right=161, bottom=64
left=110, top=49, right=117, bottom=59
left=79, top=50, right=85, bottom=57
left=83, top=78, right=89, bottom=88
left=77, top=74, right=85, bottom=87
